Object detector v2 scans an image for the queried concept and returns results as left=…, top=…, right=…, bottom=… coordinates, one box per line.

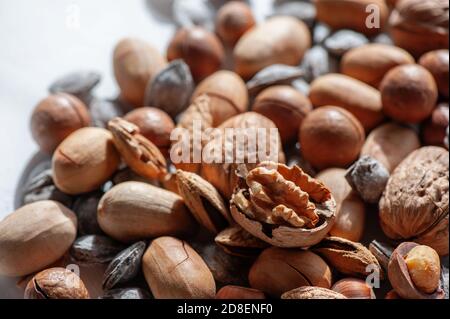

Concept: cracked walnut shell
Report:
left=230, top=162, right=336, bottom=248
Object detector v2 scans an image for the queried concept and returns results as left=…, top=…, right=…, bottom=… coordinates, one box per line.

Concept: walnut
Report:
left=230, top=162, right=336, bottom=247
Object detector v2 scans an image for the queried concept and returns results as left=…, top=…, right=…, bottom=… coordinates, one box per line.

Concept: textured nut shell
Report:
left=360, top=122, right=420, bottom=172
left=234, top=16, right=311, bottom=80
left=30, top=93, right=91, bottom=153
left=309, top=74, right=384, bottom=131
left=379, top=147, right=449, bottom=255
left=52, top=127, right=120, bottom=195
left=214, top=226, right=268, bottom=257
left=98, top=182, right=196, bottom=242
left=282, top=286, right=347, bottom=299
left=191, top=70, right=248, bottom=126
left=299, top=106, right=365, bottom=169
left=315, top=0, right=389, bottom=36
left=249, top=247, right=332, bottom=297
left=341, top=44, right=414, bottom=87
left=419, top=49, right=449, bottom=98
left=215, top=285, right=265, bottom=299
left=176, top=170, right=231, bottom=234
left=24, top=267, right=89, bottom=299
left=388, top=242, right=445, bottom=299
left=113, top=38, right=167, bottom=106
left=332, top=278, right=376, bottom=299
left=253, top=85, right=312, bottom=144
left=0, top=201, right=77, bottom=276
left=142, top=236, right=216, bottom=298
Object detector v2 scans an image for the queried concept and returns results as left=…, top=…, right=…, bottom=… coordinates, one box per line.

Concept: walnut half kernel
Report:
left=230, top=162, right=336, bottom=248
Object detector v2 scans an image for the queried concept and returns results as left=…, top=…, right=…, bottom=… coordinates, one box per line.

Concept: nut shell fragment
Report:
left=281, top=286, right=347, bottom=299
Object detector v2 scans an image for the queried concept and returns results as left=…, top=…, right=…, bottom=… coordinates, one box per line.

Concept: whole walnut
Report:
left=379, top=146, right=449, bottom=255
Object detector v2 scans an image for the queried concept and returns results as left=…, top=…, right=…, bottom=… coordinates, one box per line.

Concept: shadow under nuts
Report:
left=249, top=247, right=332, bottom=298
left=97, top=182, right=196, bottom=242
left=299, top=106, right=365, bottom=169
left=142, top=236, right=216, bottom=299
left=379, top=146, right=449, bottom=256
left=0, top=200, right=77, bottom=277
left=52, top=127, right=120, bottom=195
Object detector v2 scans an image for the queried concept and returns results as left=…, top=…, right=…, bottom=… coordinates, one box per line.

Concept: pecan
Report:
left=214, top=225, right=268, bottom=257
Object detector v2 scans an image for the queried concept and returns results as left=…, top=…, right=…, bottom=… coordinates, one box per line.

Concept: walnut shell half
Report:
left=230, top=162, right=336, bottom=247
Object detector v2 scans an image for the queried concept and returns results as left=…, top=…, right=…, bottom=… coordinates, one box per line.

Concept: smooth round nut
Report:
left=419, top=49, right=449, bottom=98
left=215, top=1, right=255, bottom=46
left=405, top=245, right=441, bottom=294
left=253, top=85, right=312, bottom=144
left=167, top=26, right=225, bottom=82
left=24, top=267, right=89, bottom=299
left=113, top=38, right=167, bottom=107
left=332, top=278, right=376, bottom=299
left=421, top=103, right=449, bottom=147
left=299, top=106, right=365, bottom=169
left=30, top=93, right=90, bottom=153
left=52, top=127, right=120, bottom=195
left=380, top=64, right=438, bottom=123
left=124, top=107, right=175, bottom=155
left=0, top=201, right=77, bottom=277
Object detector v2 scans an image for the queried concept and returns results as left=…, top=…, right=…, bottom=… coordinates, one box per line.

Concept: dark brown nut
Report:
left=24, top=268, right=89, bottom=299
left=324, top=30, right=369, bottom=57
left=246, top=64, right=304, bottom=96
left=103, top=241, right=146, bottom=290
left=379, top=146, right=449, bottom=255
left=419, top=49, right=449, bottom=98
left=380, top=64, right=438, bottom=123
left=315, top=0, right=389, bottom=36
left=299, top=106, right=365, bottom=169
left=52, top=127, right=120, bottom=195
left=331, top=278, right=376, bottom=299
left=309, top=74, right=384, bottom=131
left=341, top=43, right=415, bottom=87
left=124, top=107, right=175, bottom=156
left=144, top=60, right=194, bottom=117
left=234, top=16, right=311, bottom=80
left=176, top=170, right=231, bottom=234
left=70, top=235, right=125, bottom=265
left=30, top=93, right=91, bottom=153
left=89, top=98, right=127, bottom=129
left=49, top=70, right=101, bottom=105
left=99, top=288, right=152, bottom=299
left=108, top=118, right=167, bottom=181
left=253, top=85, right=312, bottom=144
left=385, top=289, right=401, bottom=299
left=215, top=225, right=268, bottom=258
left=97, top=182, right=196, bottom=242
left=72, top=191, right=104, bottom=235
left=113, top=38, right=167, bottom=107
left=360, top=122, right=420, bottom=173
left=312, top=237, right=384, bottom=279
left=345, top=155, right=390, bottom=203
left=388, top=242, right=445, bottom=299
left=0, top=201, right=77, bottom=277
left=421, top=103, right=449, bottom=147
left=201, top=112, right=286, bottom=199
left=216, top=285, right=265, bottom=299
left=389, top=0, right=449, bottom=57
left=282, top=286, right=347, bottom=299
left=231, top=162, right=336, bottom=248
left=167, top=26, right=224, bottom=82
left=369, top=240, right=394, bottom=272
left=191, top=70, right=248, bottom=126
left=142, top=236, right=216, bottom=299
left=215, top=1, right=255, bottom=46
left=249, top=247, right=332, bottom=298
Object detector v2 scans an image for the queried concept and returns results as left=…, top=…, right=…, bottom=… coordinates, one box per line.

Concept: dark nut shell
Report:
left=246, top=64, right=304, bottom=96
left=70, top=235, right=125, bottom=265
left=421, top=103, right=449, bottom=147
left=419, top=49, right=449, bottom=98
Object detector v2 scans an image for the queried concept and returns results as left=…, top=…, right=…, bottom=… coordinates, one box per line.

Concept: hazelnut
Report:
left=215, top=1, right=255, bottom=46
left=419, top=49, right=449, bottom=98
left=331, top=278, right=376, bottom=299
left=215, top=285, right=265, bottom=299
left=52, top=127, right=121, bottom=195
left=388, top=242, right=444, bottom=299
left=380, top=64, right=438, bottom=123
left=421, top=103, right=449, bottom=147
left=124, top=107, right=175, bottom=156
left=113, top=38, right=167, bottom=107
left=299, top=106, right=365, bottom=169
left=385, top=290, right=401, bottom=299
left=30, top=93, right=90, bottom=153
left=24, top=267, right=89, bottom=299
left=167, top=26, right=225, bottom=82
left=253, top=85, right=312, bottom=145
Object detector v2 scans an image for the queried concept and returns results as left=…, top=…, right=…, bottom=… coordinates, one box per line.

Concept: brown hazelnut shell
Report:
left=332, top=278, right=376, bottom=299
left=419, top=49, right=449, bottom=98
left=215, top=1, right=256, bottom=46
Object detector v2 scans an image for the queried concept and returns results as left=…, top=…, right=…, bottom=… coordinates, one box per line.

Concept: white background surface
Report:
left=0, top=0, right=272, bottom=298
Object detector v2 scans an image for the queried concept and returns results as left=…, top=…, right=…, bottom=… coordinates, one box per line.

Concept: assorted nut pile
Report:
left=0, top=0, right=449, bottom=299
